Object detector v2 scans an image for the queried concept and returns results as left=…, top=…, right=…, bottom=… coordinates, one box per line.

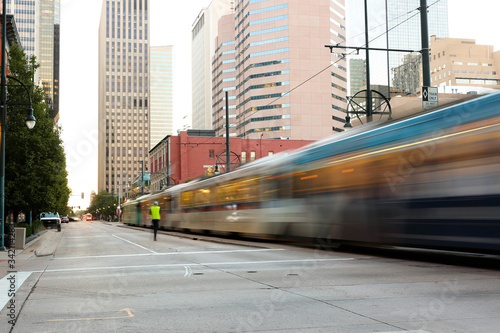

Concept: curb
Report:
left=23, top=230, right=48, bottom=249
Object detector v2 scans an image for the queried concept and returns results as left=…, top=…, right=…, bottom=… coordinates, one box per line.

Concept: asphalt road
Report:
left=1, top=221, right=499, bottom=332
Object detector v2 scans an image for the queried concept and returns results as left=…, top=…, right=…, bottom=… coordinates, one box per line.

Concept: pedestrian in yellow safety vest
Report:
left=150, top=201, right=161, bottom=241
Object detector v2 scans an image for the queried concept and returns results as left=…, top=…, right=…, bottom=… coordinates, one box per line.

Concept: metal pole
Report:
left=141, top=161, right=144, bottom=195
left=117, top=180, right=120, bottom=221
left=225, top=91, right=230, bottom=173
left=420, top=0, right=431, bottom=87
left=1, top=0, right=8, bottom=250
left=166, top=137, right=170, bottom=187
left=364, top=0, right=372, bottom=122
left=385, top=0, right=391, bottom=99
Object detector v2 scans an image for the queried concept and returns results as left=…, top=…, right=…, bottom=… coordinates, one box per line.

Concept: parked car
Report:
left=61, top=216, right=69, bottom=223
left=40, top=212, right=61, bottom=231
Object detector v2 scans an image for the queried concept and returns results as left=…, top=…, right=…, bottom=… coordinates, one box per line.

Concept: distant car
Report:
left=68, top=216, right=80, bottom=222
left=61, top=216, right=69, bottom=223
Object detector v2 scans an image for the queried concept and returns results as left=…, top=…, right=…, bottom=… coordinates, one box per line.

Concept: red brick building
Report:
left=149, top=130, right=315, bottom=191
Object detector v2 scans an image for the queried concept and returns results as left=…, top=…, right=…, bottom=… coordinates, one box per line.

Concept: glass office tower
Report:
left=387, top=0, right=448, bottom=94
left=3, top=0, right=60, bottom=122
left=150, top=45, right=174, bottom=149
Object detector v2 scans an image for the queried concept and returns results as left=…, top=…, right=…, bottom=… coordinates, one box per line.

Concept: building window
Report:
left=250, top=151, right=256, bottom=161
left=268, top=151, right=274, bottom=156
left=209, top=149, right=214, bottom=158
left=241, top=151, right=247, bottom=164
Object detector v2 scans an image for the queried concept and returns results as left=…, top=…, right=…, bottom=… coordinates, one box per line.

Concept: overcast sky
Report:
left=59, top=0, right=499, bottom=210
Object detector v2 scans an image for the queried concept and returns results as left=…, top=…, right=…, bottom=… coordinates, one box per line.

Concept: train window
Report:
left=215, top=177, right=261, bottom=203
left=180, top=191, right=194, bottom=208
left=194, top=188, right=211, bottom=206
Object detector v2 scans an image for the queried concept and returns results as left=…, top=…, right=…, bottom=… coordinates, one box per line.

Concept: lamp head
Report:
left=344, top=115, right=352, bottom=128
left=25, top=108, right=36, bottom=129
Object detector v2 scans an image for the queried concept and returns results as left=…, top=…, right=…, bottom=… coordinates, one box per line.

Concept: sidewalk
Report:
left=0, top=230, right=49, bottom=278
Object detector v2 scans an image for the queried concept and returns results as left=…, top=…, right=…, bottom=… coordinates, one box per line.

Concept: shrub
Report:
left=32, top=221, right=44, bottom=234
left=16, top=223, right=32, bottom=238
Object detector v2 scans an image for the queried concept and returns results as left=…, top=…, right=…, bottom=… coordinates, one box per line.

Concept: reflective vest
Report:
left=150, top=205, right=161, bottom=220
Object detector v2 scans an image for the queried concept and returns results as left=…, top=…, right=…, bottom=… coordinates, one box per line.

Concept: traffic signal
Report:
left=81, top=192, right=84, bottom=199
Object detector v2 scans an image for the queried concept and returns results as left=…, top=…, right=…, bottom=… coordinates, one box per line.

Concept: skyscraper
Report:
left=191, top=0, right=234, bottom=130
left=150, top=45, right=174, bottom=149
left=349, top=59, right=367, bottom=95
left=2, top=0, right=60, bottom=122
left=98, top=0, right=150, bottom=195
left=38, top=0, right=60, bottom=122
left=212, top=0, right=347, bottom=140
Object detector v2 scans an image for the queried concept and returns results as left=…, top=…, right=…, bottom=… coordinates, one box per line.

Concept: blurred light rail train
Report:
left=123, top=93, right=500, bottom=253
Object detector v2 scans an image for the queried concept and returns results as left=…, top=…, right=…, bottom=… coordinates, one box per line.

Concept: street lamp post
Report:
left=117, top=179, right=120, bottom=222
left=1, top=1, right=36, bottom=250
left=138, top=160, right=144, bottom=196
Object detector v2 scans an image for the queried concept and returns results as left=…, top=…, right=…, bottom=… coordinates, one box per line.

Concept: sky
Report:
left=59, top=0, right=500, bottom=210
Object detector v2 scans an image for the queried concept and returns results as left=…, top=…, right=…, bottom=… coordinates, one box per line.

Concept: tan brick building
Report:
left=428, top=36, right=500, bottom=92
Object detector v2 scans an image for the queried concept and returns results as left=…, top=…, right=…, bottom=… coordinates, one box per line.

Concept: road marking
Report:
left=53, top=248, right=285, bottom=260
left=0, top=272, right=32, bottom=311
left=28, top=257, right=359, bottom=274
left=111, top=234, right=157, bottom=253
left=184, top=265, right=193, bottom=277
left=46, top=308, right=134, bottom=322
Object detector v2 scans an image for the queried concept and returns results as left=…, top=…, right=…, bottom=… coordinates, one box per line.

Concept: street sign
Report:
left=422, top=86, right=438, bottom=110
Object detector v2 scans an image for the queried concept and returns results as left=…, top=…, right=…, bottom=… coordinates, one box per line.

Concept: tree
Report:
left=87, top=190, right=118, bottom=217
left=4, top=44, right=70, bottom=221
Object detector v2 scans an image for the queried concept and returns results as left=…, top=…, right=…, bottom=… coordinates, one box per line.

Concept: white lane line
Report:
left=53, top=248, right=285, bottom=260
left=111, top=234, right=157, bottom=254
left=28, top=257, right=358, bottom=274
left=0, top=272, right=32, bottom=311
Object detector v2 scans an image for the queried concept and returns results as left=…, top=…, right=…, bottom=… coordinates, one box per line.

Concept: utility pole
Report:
left=420, top=0, right=431, bottom=87
left=141, top=161, right=144, bottom=195
left=225, top=91, right=230, bottom=173
left=166, top=137, right=170, bottom=187
left=364, top=0, right=372, bottom=122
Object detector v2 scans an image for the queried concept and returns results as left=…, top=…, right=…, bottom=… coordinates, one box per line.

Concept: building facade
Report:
left=428, top=36, right=500, bottom=92
left=98, top=0, right=150, bottom=195
left=150, top=45, right=174, bottom=148
left=191, top=0, right=234, bottom=131
left=149, top=130, right=315, bottom=192
left=349, top=58, right=366, bottom=96
left=3, top=0, right=60, bottom=122
left=392, top=54, right=421, bottom=96
left=211, top=0, right=347, bottom=140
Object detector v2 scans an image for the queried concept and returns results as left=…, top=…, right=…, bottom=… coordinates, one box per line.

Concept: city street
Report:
left=1, top=221, right=499, bottom=332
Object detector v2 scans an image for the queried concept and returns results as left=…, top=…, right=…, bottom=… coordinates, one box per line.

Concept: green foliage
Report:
left=32, top=220, right=44, bottom=234
left=4, top=44, right=70, bottom=220
left=16, top=223, right=32, bottom=238
left=87, top=190, right=118, bottom=217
